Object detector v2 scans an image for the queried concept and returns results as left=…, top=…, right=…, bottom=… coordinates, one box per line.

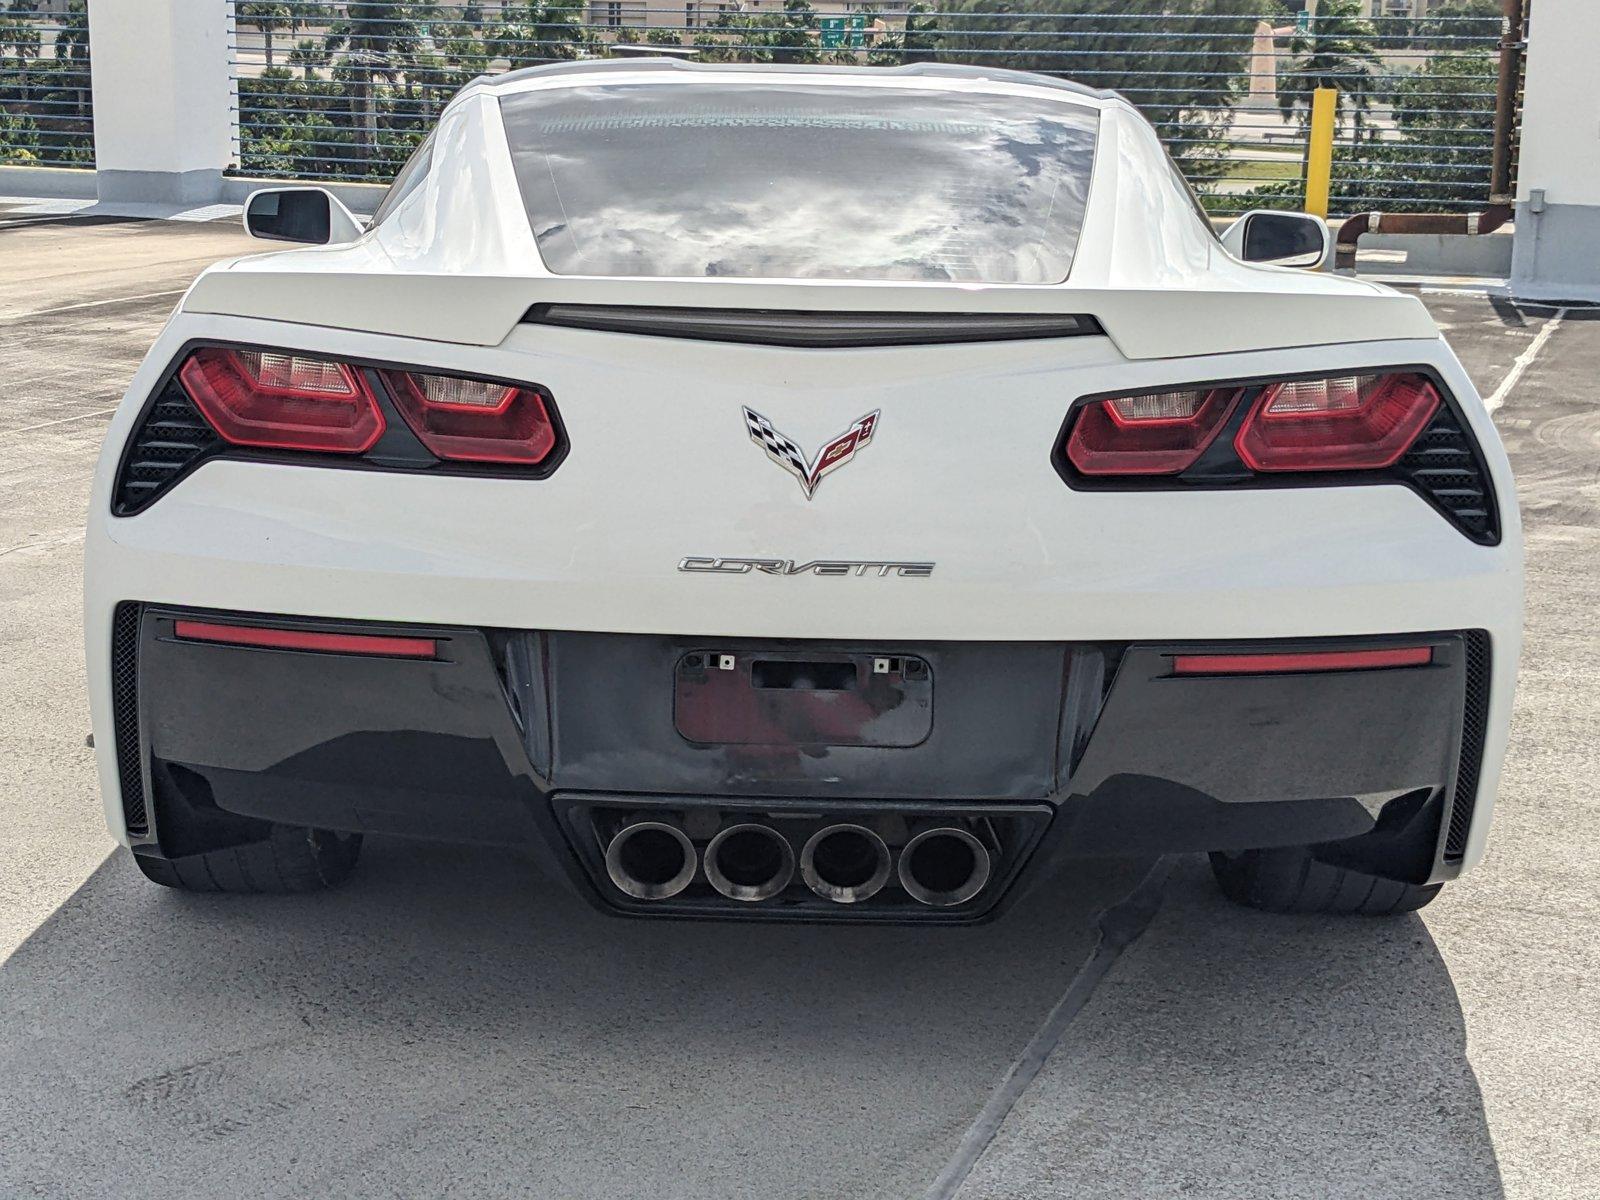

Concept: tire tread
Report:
left=132, top=825, right=361, bottom=894
left=1209, top=848, right=1440, bottom=917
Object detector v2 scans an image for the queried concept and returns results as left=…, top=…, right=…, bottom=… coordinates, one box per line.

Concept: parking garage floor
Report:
left=1, top=210, right=1596, bottom=1199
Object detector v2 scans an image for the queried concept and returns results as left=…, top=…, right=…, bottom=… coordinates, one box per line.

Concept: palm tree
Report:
left=241, top=3, right=295, bottom=68
left=866, top=4, right=940, bottom=67
left=484, top=1, right=586, bottom=68
left=941, top=1, right=1273, bottom=179
left=1277, top=0, right=1382, bottom=146
left=286, top=37, right=331, bottom=82
left=766, top=0, right=821, bottom=65
left=0, top=3, right=44, bottom=108
left=52, top=1, right=89, bottom=120
left=324, top=3, right=425, bottom=167
left=1416, top=0, right=1503, bottom=44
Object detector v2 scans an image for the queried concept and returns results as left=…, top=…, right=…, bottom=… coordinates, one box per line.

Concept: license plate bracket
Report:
left=674, top=650, right=932, bottom=747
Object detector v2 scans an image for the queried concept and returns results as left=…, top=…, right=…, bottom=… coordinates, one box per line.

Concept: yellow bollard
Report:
left=1304, top=86, right=1337, bottom=220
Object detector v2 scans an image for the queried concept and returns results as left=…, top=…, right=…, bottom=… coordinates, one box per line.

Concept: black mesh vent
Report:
left=1394, top=406, right=1500, bottom=545
left=1444, top=630, right=1491, bottom=862
left=113, top=380, right=222, bottom=515
left=111, top=602, right=148, bottom=837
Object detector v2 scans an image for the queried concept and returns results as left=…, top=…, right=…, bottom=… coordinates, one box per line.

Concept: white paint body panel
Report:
left=85, top=65, right=1522, bottom=877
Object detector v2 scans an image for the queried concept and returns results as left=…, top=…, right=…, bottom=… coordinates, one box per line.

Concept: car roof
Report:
left=192, top=51, right=1428, bottom=356
left=469, top=57, right=1125, bottom=109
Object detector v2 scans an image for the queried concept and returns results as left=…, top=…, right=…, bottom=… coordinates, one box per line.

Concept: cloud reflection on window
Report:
left=501, top=85, right=1099, bottom=285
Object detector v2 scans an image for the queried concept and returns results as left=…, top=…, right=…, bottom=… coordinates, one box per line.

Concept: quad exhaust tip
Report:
left=801, top=823, right=892, bottom=904
left=605, top=820, right=697, bottom=901
left=705, top=823, right=795, bottom=902
left=899, top=827, right=992, bottom=908
left=605, top=814, right=993, bottom=909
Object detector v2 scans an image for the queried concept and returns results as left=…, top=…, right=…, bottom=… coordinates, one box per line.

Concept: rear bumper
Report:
left=107, top=606, right=1489, bottom=921
left=87, top=318, right=1524, bottom=886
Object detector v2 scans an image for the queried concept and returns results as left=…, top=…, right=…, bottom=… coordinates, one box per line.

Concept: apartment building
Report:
left=587, top=0, right=912, bottom=36
left=1284, top=0, right=1464, bottom=16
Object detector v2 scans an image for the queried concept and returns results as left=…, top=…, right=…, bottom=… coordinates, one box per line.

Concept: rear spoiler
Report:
left=524, top=306, right=1104, bottom=348
left=183, top=272, right=1439, bottom=359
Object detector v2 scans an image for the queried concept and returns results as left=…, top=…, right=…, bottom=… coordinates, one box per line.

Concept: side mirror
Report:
left=244, top=187, right=365, bottom=245
left=1221, top=210, right=1331, bottom=270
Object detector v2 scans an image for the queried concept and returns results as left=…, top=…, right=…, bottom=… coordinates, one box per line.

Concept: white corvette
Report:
left=85, top=61, right=1521, bottom=921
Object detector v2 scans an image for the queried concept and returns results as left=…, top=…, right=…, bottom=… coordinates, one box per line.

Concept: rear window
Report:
left=498, top=82, right=1099, bottom=284
left=372, top=131, right=434, bottom=226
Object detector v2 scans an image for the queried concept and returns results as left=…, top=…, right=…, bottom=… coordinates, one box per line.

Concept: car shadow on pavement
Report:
left=0, top=835, right=1146, bottom=1200
left=955, top=856, right=1507, bottom=1199
left=0, top=844, right=1502, bottom=1200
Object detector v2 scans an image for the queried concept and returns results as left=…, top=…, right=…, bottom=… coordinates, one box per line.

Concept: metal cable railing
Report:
left=224, top=2, right=1510, bottom=217
left=0, top=2, right=93, bottom=169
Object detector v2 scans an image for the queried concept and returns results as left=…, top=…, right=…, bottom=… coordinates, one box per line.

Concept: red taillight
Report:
left=1233, top=373, right=1441, bottom=472
left=1064, top=371, right=1445, bottom=480
left=1172, top=646, right=1433, bottom=675
left=177, top=348, right=561, bottom=467
left=1065, top=387, right=1241, bottom=476
left=380, top=370, right=557, bottom=464
left=179, top=348, right=385, bottom=454
left=173, top=619, right=436, bottom=659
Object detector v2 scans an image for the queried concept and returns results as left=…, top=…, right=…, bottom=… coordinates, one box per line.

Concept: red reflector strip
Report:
left=173, top=620, right=436, bottom=659
left=1172, top=647, right=1433, bottom=675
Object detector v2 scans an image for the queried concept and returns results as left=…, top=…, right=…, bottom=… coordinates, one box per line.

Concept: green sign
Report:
left=819, top=15, right=867, bottom=50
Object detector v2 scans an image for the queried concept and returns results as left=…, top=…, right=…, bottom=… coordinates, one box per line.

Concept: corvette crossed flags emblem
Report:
left=743, top=407, right=879, bottom=500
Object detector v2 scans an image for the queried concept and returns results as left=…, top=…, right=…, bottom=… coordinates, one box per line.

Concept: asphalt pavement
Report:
left=0, top=210, right=1595, bottom=1199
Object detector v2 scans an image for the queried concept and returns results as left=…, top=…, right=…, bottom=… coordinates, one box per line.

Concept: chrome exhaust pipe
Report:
left=604, top=820, right=697, bottom=900
left=704, top=823, right=795, bottom=902
left=801, top=823, right=892, bottom=904
left=898, top=827, right=992, bottom=907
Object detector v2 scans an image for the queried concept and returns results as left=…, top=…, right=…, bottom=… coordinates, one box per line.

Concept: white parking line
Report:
left=0, top=529, right=86, bottom=559
left=0, top=289, right=186, bottom=322
left=1418, top=284, right=1509, bottom=297
left=0, top=408, right=117, bottom=438
left=1487, top=307, right=1569, bottom=412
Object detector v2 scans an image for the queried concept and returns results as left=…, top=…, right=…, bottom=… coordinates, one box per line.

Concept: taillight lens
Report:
left=179, top=347, right=384, bottom=454
left=175, top=347, right=562, bottom=467
left=1066, top=387, right=1240, bottom=475
left=1234, top=373, right=1441, bottom=472
left=380, top=370, right=557, bottom=464
left=1064, top=371, right=1446, bottom=479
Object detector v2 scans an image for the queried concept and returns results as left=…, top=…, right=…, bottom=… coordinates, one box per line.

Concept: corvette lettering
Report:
left=679, top=557, right=934, bottom=578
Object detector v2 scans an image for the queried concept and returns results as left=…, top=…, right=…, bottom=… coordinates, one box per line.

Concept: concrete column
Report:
left=1510, top=0, right=1600, bottom=303
left=88, top=0, right=234, bottom=205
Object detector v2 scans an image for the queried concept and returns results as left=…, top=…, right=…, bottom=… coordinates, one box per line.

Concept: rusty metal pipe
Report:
left=1490, top=0, right=1528, bottom=203
left=1334, top=206, right=1512, bottom=272
left=1334, top=0, right=1524, bottom=272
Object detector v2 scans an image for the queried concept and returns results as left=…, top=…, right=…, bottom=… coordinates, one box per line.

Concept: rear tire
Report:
left=130, top=762, right=363, bottom=893
left=1209, top=847, right=1440, bottom=916
left=131, top=826, right=361, bottom=893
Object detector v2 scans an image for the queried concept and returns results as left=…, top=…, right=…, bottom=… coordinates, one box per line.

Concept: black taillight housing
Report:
left=1055, top=368, right=1500, bottom=545
left=113, top=343, right=567, bottom=515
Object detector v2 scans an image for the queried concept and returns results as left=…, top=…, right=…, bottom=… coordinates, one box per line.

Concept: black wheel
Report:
left=1209, top=847, right=1440, bottom=916
left=131, top=764, right=362, bottom=894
